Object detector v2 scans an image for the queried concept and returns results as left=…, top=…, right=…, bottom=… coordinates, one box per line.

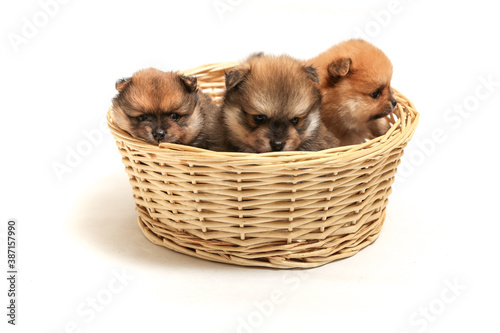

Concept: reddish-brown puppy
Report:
left=308, top=39, right=397, bottom=146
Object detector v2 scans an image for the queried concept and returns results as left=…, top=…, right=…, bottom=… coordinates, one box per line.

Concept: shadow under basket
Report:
left=107, top=62, right=419, bottom=269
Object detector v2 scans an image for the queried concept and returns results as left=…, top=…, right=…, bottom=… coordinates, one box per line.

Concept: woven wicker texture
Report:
left=107, top=62, right=419, bottom=269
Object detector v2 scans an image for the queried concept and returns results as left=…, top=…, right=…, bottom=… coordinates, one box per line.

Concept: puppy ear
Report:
left=327, top=58, right=352, bottom=82
left=115, top=77, right=131, bottom=91
left=179, top=75, right=198, bottom=93
left=302, top=65, right=319, bottom=84
left=247, top=52, right=264, bottom=60
left=225, top=68, right=250, bottom=91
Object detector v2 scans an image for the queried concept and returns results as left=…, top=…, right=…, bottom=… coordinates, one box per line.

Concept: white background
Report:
left=1, top=1, right=499, bottom=332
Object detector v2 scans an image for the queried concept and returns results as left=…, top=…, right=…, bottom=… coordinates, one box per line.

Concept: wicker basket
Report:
left=107, top=62, right=419, bottom=269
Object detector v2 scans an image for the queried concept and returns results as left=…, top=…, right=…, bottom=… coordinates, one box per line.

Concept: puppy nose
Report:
left=391, top=99, right=397, bottom=107
left=153, top=129, right=165, bottom=142
left=270, top=141, right=285, bottom=151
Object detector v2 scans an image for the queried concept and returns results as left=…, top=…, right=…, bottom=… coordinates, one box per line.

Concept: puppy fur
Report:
left=308, top=39, right=397, bottom=146
left=112, top=68, right=218, bottom=147
left=214, top=54, right=339, bottom=153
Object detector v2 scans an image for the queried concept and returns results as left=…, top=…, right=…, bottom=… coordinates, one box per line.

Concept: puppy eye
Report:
left=370, top=89, right=382, bottom=99
left=137, top=115, right=148, bottom=122
left=253, top=115, right=267, bottom=124
left=291, top=117, right=299, bottom=125
left=170, top=113, right=181, bottom=121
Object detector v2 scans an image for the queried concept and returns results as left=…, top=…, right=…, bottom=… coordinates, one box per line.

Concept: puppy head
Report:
left=112, top=68, right=203, bottom=145
left=222, top=55, right=322, bottom=153
left=323, top=39, right=397, bottom=129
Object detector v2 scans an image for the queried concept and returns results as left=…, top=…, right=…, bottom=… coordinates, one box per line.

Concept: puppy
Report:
left=215, top=54, right=338, bottom=153
left=307, top=39, right=397, bottom=146
left=112, top=68, right=218, bottom=147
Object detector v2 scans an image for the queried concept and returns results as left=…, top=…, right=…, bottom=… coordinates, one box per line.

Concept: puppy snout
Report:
left=391, top=99, right=397, bottom=108
left=270, top=140, right=285, bottom=151
left=153, top=129, right=166, bottom=142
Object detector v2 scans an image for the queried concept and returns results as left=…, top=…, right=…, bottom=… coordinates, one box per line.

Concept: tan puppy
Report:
left=308, top=39, right=397, bottom=146
left=112, top=68, right=218, bottom=148
left=215, top=54, right=338, bottom=153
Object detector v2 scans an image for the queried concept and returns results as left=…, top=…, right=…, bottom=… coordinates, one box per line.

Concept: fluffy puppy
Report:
left=215, top=54, right=338, bottom=153
left=112, top=68, right=218, bottom=147
left=307, top=39, right=397, bottom=146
